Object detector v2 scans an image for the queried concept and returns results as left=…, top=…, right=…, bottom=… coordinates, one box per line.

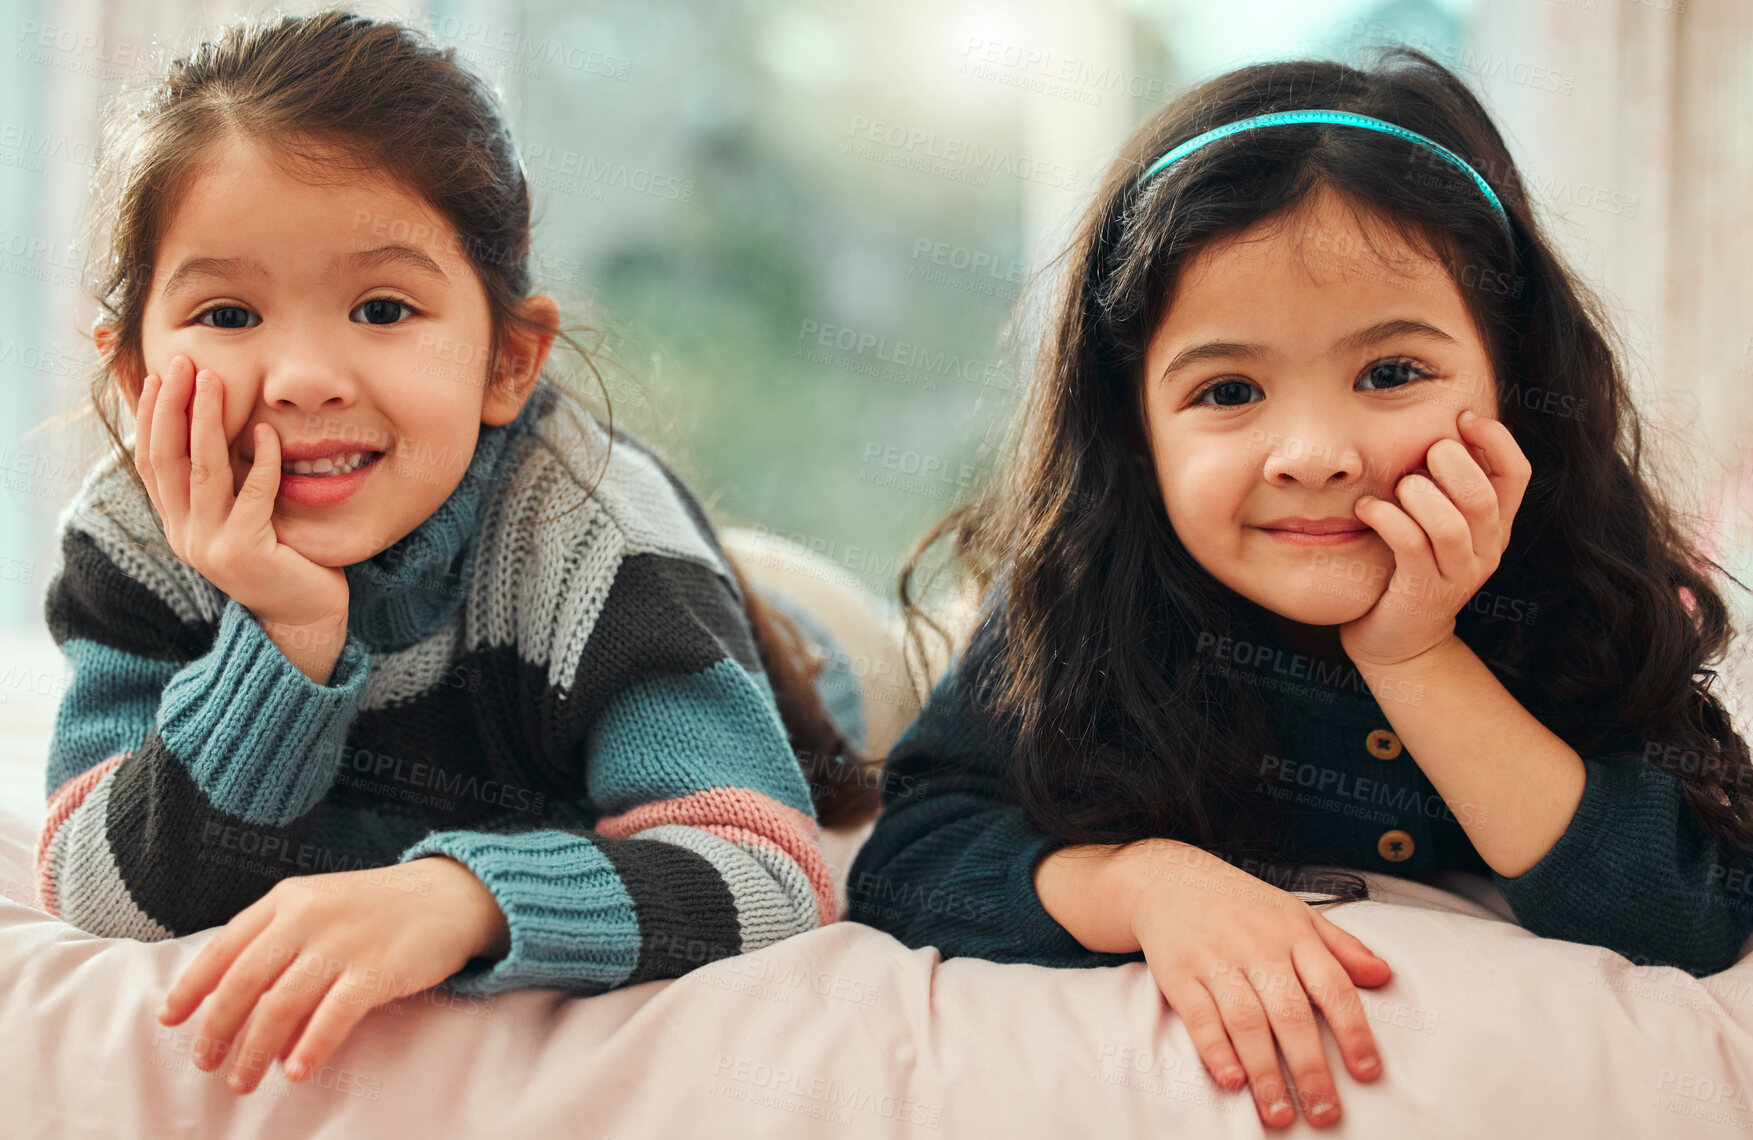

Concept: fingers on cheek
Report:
left=1412, top=475, right=1474, bottom=530
left=1394, top=478, right=1441, bottom=531
left=1432, top=451, right=1492, bottom=506
left=1428, top=439, right=1483, bottom=490
left=1368, top=505, right=1416, bottom=553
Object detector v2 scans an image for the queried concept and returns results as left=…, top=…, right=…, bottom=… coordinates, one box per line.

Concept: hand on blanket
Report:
left=156, top=856, right=510, bottom=1095
left=1037, top=839, right=1390, bottom=1129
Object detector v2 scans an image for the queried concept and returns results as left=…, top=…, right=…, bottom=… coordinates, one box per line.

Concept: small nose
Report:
left=260, top=344, right=360, bottom=415
left=1260, top=412, right=1364, bottom=489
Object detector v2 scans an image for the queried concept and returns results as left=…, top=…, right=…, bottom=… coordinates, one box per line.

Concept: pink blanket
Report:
left=4, top=806, right=1751, bottom=1137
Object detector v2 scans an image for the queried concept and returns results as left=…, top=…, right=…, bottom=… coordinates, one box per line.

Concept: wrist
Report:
left=255, top=611, right=349, bottom=684
left=1111, top=838, right=1210, bottom=947
left=1037, top=838, right=1193, bottom=955
left=1350, top=631, right=1464, bottom=691
left=424, top=855, right=510, bottom=960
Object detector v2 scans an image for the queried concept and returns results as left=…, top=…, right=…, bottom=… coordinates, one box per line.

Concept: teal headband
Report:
left=1137, top=109, right=1511, bottom=233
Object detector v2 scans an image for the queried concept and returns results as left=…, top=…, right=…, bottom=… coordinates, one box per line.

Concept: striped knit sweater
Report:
left=35, top=377, right=835, bottom=995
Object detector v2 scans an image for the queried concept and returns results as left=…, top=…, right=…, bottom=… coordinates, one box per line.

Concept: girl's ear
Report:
left=93, top=321, right=144, bottom=411
left=482, top=295, right=560, bottom=427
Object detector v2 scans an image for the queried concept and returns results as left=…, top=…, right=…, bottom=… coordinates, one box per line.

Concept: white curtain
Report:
left=1471, top=0, right=1753, bottom=709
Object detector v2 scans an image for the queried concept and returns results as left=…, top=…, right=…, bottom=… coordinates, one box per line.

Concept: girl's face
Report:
left=1140, top=187, right=1500, bottom=629
left=113, top=133, right=554, bottom=567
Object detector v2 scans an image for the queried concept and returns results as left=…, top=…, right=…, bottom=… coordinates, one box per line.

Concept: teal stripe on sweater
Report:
left=585, top=659, right=815, bottom=818
left=397, top=827, right=640, bottom=994
left=158, top=600, right=372, bottom=825
left=46, top=639, right=179, bottom=795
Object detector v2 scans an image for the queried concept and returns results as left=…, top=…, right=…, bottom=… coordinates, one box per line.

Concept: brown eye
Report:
left=196, top=305, right=258, bottom=330
left=1195, top=378, right=1261, bottom=407
left=352, top=298, right=415, bottom=325
left=1357, top=359, right=1431, bottom=391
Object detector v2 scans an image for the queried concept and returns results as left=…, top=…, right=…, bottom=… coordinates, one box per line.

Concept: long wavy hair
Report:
left=78, top=9, right=877, bottom=825
left=897, top=47, right=1753, bottom=897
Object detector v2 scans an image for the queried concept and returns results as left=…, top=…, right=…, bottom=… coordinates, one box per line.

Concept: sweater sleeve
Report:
left=1489, top=745, right=1753, bottom=977
left=396, top=553, right=836, bottom=996
left=846, top=607, right=1137, bottom=969
left=35, top=527, right=370, bottom=939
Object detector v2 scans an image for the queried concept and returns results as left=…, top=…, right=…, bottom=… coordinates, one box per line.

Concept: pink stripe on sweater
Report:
left=35, top=754, right=126, bottom=916
left=597, top=787, right=836, bottom=924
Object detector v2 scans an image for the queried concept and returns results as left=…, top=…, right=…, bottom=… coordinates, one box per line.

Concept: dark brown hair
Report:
left=79, top=9, right=875, bottom=825
left=897, top=47, right=1753, bottom=897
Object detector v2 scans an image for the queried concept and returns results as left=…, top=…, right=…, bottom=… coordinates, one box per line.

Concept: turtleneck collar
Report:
left=343, top=379, right=555, bottom=652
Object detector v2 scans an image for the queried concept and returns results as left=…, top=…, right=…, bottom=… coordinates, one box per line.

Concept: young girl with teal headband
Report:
left=850, top=48, right=1753, bottom=1130
left=36, top=11, right=872, bottom=1096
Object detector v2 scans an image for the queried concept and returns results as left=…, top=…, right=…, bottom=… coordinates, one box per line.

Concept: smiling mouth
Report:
left=280, top=451, right=384, bottom=477
left=1265, top=524, right=1368, bottom=535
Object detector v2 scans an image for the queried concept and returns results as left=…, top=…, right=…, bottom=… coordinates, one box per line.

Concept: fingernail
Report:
left=1359, top=1054, right=1380, bottom=1074
left=1269, top=1098, right=1291, bottom=1118
left=285, top=1058, right=307, bottom=1081
left=1460, top=409, right=1477, bottom=423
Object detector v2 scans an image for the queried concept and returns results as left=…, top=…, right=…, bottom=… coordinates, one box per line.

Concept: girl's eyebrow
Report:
left=159, top=244, right=449, bottom=300
left=1157, top=318, right=1458, bottom=387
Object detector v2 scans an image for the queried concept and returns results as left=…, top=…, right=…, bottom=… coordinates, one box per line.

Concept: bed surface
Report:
left=4, top=804, right=1752, bottom=1138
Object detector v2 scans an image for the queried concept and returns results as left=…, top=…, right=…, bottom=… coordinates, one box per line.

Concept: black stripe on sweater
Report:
left=591, top=834, right=743, bottom=983
left=328, top=552, right=768, bottom=807
left=568, top=550, right=762, bottom=704
left=607, top=427, right=744, bottom=607
left=105, top=729, right=322, bottom=936
left=439, top=553, right=768, bottom=796
left=45, top=529, right=214, bottom=662
left=337, top=697, right=569, bottom=830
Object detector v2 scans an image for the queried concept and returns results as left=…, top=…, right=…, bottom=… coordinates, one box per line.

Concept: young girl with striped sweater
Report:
left=37, top=11, right=870, bottom=1096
